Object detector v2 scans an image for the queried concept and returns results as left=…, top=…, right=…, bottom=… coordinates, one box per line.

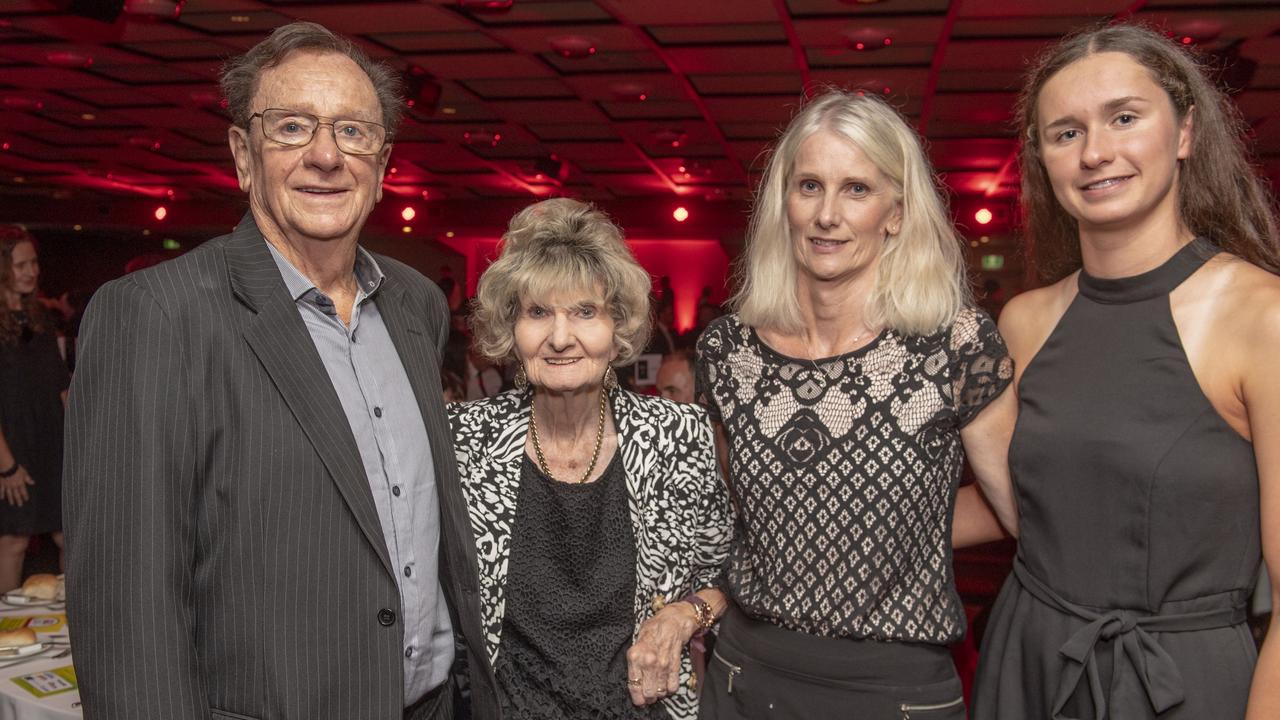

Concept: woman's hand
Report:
left=626, top=602, right=699, bottom=706
left=0, top=467, right=33, bottom=507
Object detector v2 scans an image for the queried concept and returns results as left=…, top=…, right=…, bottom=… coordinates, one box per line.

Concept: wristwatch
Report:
left=679, top=593, right=716, bottom=635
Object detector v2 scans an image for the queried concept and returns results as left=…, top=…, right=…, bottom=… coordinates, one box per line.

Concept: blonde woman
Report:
left=696, top=91, right=1017, bottom=717
left=450, top=198, right=732, bottom=720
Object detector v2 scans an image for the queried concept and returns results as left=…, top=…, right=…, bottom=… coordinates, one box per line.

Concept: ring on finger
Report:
left=627, top=678, right=641, bottom=687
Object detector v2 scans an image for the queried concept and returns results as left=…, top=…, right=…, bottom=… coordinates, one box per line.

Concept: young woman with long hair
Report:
left=972, top=23, right=1280, bottom=720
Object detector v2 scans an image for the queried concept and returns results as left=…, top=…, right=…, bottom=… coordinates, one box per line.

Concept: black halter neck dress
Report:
left=973, top=239, right=1261, bottom=720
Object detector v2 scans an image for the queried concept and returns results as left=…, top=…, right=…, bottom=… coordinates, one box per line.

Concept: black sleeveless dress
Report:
left=0, top=313, right=69, bottom=535
left=973, top=239, right=1260, bottom=720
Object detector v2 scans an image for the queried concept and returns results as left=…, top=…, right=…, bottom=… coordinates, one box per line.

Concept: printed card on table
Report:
left=12, top=664, right=77, bottom=698
left=0, top=614, right=66, bottom=633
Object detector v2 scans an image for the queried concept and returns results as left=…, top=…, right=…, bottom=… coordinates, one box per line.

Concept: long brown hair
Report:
left=1017, top=23, right=1279, bottom=282
left=0, top=225, right=49, bottom=345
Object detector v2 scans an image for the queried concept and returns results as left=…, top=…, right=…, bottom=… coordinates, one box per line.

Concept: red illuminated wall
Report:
left=440, top=236, right=731, bottom=334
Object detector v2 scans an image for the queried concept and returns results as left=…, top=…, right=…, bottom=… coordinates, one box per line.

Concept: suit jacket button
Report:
left=378, top=609, right=396, bottom=626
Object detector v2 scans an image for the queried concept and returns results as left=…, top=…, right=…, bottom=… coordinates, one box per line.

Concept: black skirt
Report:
left=700, top=605, right=964, bottom=719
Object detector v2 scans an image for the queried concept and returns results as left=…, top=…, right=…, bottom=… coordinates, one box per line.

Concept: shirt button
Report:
left=392, top=485, right=401, bottom=497
left=404, top=566, right=412, bottom=578
left=377, top=608, right=396, bottom=626
left=374, top=407, right=383, bottom=418
left=405, top=647, right=414, bottom=659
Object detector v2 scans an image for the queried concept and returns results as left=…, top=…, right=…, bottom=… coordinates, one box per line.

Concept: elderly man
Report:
left=63, top=22, right=496, bottom=720
left=656, top=349, right=696, bottom=404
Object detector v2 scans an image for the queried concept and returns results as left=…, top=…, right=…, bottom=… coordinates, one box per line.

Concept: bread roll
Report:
left=0, top=628, right=37, bottom=649
left=21, top=574, right=61, bottom=601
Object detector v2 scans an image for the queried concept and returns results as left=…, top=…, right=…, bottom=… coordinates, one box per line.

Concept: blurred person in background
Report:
left=656, top=350, right=696, bottom=404
left=0, top=225, right=69, bottom=593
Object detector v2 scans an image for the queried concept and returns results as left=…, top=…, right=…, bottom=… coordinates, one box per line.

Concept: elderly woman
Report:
left=695, top=91, right=1017, bottom=718
left=449, top=198, right=732, bottom=720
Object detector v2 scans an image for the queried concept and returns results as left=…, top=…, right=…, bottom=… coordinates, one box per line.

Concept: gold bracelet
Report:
left=679, top=594, right=716, bottom=635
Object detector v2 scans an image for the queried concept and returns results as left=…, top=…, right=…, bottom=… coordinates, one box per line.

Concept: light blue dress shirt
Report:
left=267, top=241, right=454, bottom=706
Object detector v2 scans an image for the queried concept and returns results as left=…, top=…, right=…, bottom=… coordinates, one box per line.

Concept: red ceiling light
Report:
left=463, top=129, right=501, bottom=147
left=974, top=208, right=993, bottom=225
left=189, top=90, right=221, bottom=107
left=401, top=206, right=417, bottom=222
left=1171, top=20, right=1222, bottom=46
left=125, top=0, right=184, bottom=18
left=458, top=0, right=514, bottom=12
left=129, top=136, right=162, bottom=151
left=611, top=82, right=648, bottom=102
left=672, top=207, right=690, bottom=223
left=549, top=35, right=598, bottom=59
left=45, top=51, right=93, bottom=69
left=1, top=143, right=9, bottom=151
left=154, top=206, right=168, bottom=221
left=653, top=129, right=688, bottom=149
left=2, top=97, right=43, bottom=111
left=844, top=27, right=894, bottom=52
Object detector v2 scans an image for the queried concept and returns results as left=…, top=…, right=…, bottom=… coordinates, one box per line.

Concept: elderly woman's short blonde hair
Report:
left=471, top=198, right=652, bottom=366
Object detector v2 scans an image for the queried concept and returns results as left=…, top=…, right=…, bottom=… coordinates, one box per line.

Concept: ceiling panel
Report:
left=0, top=0, right=1274, bottom=207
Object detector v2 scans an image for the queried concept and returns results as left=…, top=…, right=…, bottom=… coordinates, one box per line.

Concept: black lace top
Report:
left=496, top=452, right=662, bottom=720
left=695, top=308, right=1012, bottom=643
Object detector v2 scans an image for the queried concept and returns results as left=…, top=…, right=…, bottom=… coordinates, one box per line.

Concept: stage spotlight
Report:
left=403, top=65, right=442, bottom=115
left=533, top=154, right=568, bottom=183
left=401, top=206, right=417, bottom=222
left=154, top=206, right=168, bottom=221
left=673, top=207, right=689, bottom=223
left=974, top=208, right=993, bottom=225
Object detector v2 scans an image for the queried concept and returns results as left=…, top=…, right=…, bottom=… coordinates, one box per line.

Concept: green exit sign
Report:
left=981, top=254, right=1004, bottom=271
left=162, top=238, right=181, bottom=250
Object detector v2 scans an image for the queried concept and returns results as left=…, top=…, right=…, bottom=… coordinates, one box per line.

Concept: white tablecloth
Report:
left=0, top=604, right=79, bottom=720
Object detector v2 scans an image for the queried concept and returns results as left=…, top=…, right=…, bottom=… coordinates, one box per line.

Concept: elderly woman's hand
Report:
left=626, top=602, right=699, bottom=706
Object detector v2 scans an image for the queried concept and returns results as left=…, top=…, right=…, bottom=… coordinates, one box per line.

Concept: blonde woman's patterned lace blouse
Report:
left=695, top=307, right=1011, bottom=643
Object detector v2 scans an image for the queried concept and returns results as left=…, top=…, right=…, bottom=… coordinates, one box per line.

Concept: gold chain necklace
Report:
left=529, top=389, right=608, bottom=484
left=806, top=326, right=874, bottom=378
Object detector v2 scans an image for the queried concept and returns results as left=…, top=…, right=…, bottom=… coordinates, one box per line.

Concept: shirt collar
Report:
left=265, top=240, right=385, bottom=302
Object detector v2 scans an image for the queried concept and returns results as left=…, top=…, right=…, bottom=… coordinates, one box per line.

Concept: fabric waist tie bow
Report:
left=1012, top=559, right=1246, bottom=720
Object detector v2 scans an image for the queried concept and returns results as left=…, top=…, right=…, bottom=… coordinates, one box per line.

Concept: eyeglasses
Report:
left=248, top=108, right=388, bottom=156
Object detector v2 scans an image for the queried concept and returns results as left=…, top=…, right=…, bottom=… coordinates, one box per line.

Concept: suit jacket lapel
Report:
left=226, top=215, right=394, bottom=579
left=375, top=281, right=486, bottom=592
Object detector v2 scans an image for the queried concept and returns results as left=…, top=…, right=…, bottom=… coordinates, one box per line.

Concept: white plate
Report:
left=0, top=642, right=48, bottom=658
left=0, top=592, right=61, bottom=607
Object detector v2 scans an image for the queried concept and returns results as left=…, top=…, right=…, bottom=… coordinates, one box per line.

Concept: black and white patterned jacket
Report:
left=448, top=388, right=732, bottom=720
